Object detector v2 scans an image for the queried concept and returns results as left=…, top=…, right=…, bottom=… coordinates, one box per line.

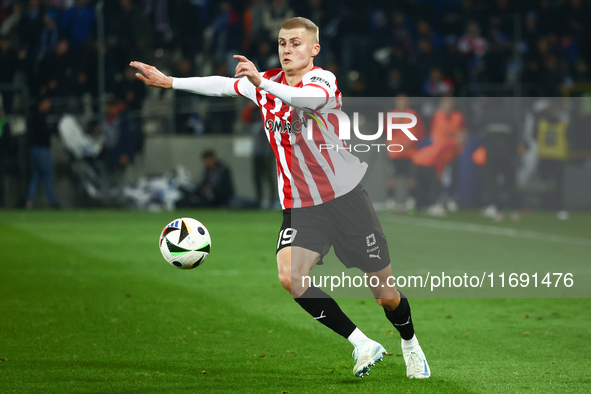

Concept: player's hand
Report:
left=129, top=61, right=173, bottom=89
left=233, top=55, right=261, bottom=87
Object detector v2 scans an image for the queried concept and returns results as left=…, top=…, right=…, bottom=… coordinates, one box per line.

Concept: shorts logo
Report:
left=369, top=250, right=381, bottom=260
left=366, top=233, right=376, bottom=247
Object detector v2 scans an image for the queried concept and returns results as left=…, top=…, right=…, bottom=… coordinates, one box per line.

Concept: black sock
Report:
left=295, top=286, right=357, bottom=339
left=384, top=292, right=415, bottom=340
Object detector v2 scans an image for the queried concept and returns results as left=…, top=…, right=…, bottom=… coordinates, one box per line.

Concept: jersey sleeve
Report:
left=301, top=69, right=338, bottom=101
left=172, top=75, right=258, bottom=104
left=257, top=69, right=332, bottom=110
left=172, top=76, right=237, bottom=96
left=233, top=75, right=261, bottom=105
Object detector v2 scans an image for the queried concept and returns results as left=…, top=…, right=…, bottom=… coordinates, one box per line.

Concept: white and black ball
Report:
left=159, top=218, right=211, bottom=269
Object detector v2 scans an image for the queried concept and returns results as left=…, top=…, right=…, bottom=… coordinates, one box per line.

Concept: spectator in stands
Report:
left=482, top=19, right=512, bottom=84
left=35, top=38, right=73, bottom=98
left=102, top=95, right=141, bottom=182
left=203, top=62, right=236, bottom=134
left=385, top=94, right=425, bottom=212
left=36, top=14, right=58, bottom=62
left=572, top=59, right=590, bottom=83
left=536, top=0, right=555, bottom=35
left=143, top=0, right=172, bottom=46
left=0, top=1, right=23, bottom=37
left=60, top=0, right=95, bottom=46
left=298, top=0, right=327, bottom=30
left=197, top=150, right=234, bottom=207
left=412, top=149, right=440, bottom=214
left=117, top=65, right=146, bottom=113
left=423, top=68, right=453, bottom=96
left=534, top=99, right=570, bottom=220
left=173, top=58, right=207, bottom=135
left=562, top=0, right=588, bottom=39
left=26, top=97, right=59, bottom=209
left=262, top=0, right=294, bottom=41
left=252, top=40, right=280, bottom=71
left=241, top=101, right=276, bottom=209
left=211, top=1, right=242, bottom=65
left=242, top=0, right=267, bottom=55
left=416, top=39, right=442, bottom=83
left=415, top=19, right=442, bottom=52
left=442, top=35, right=467, bottom=90
left=521, top=11, right=540, bottom=54
left=0, top=105, right=12, bottom=207
left=476, top=98, right=522, bottom=222
left=0, top=34, right=18, bottom=111
left=18, top=0, right=44, bottom=57
left=170, top=0, right=203, bottom=60
left=458, top=21, right=487, bottom=58
left=105, top=0, right=153, bottom=75
left=542, top=55, right=567, bottom=96
left=412, top=96, right=467, bottom=215
left=381, top=69, right=406, bottom=97
left=368, top=9, right=390, bottom=53
left=390, top=11, right=413, bottom=55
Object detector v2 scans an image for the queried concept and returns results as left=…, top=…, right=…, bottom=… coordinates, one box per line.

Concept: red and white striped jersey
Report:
left=233, top=67, right=367, bottom=209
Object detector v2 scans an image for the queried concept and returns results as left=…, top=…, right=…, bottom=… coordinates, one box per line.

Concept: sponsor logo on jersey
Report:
left=265, top=119, right=305, bottom=134
left=309, top=76, right=331, bottom=88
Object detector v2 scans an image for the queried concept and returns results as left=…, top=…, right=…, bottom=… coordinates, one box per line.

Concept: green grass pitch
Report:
left=1, top=209, right=590, bottom=393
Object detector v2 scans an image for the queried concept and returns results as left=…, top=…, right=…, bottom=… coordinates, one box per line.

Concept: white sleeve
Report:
left=172, top=76, right=236, bottom=97
left=301, top=69, right=338, bottom=98
left=172, top=75, right=260, bottom=104
left=233, top=76, right=259, bottom=103
left=258, top=69, right=337, bottom=109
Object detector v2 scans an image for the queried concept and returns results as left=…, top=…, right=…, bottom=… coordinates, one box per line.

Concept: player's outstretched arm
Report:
left=130, top=61, right=173, bottom=89
left=130, top=61, right=246, bottom=98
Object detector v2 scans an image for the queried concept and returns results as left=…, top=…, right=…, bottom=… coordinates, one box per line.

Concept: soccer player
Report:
left=130, top=17, right=430, bottom=379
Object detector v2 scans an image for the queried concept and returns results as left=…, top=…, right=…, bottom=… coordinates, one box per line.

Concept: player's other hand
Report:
left=233, top=55, right=261, bottom=87
left=129, top=61, right=173, bottom=89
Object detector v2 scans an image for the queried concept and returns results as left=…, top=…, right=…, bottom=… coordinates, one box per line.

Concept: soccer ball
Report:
left=159, top=218, right=211, bottom=269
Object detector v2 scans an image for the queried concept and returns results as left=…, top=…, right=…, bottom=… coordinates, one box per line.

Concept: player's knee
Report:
left=278, top=270, right=292, bottom=292
left=375, top=297, right=400, bottom=311
left=277, top=249, right=292, bottom=292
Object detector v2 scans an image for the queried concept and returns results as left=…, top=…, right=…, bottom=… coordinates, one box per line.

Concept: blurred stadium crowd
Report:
left=2, top=0, right=591, bottom=107
left=0, top=0, right=590, bottom=214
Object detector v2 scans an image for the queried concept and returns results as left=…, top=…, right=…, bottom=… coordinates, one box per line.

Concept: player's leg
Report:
left=276, top=210, right=382, bottom=377
left=278, top=246, right=384, bottom=377
left=276, top=245, right=320, bottom=297
left=277, top=245, right=359, bottom=337
left=330, top=184, right=430, bottom=379
left=364, top=264, right=430, bottom=379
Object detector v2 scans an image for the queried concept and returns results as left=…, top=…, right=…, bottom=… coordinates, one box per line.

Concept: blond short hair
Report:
left=279, top=17, right=319, bottom=43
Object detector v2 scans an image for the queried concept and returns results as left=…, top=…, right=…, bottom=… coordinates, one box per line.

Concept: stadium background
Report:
left=1, top=1, right=591, bottom=393
left=0, top=0, right=590, bottom=211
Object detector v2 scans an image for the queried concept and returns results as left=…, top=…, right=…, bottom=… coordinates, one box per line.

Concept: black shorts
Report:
left=277, top=184, right=390, bottom=272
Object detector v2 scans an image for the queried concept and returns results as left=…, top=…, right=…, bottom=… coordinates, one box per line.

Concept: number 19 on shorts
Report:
left=278, top=228, right=297, bottom=249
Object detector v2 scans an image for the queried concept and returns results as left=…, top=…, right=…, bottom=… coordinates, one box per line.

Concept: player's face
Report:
left=278, top=28, right=319, bottom=73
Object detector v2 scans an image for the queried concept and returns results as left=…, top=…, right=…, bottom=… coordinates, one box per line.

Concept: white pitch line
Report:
left=381, top=215, right=591, bottom=247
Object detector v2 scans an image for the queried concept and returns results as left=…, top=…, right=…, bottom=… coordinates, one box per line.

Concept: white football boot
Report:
left=352, top=339, right=386, bottom=377
left=402, top=343, right=431, bottom=379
